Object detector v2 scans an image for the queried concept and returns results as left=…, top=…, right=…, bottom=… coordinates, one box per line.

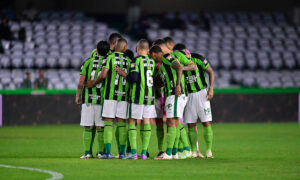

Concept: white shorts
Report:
left=129, top=103, right=157, bottom=120
left=184, top=89, right=212, bottom=123
left=102, top=100, right=128, bottom=119
left=165, top=95, right=188, bottom=119
left=80, top=104, right=104, bottom=126
left=155, top=98, right=164, bottom=118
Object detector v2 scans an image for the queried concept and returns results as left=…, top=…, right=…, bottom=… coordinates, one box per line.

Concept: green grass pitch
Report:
left=0, top=123, right=299, bottom=180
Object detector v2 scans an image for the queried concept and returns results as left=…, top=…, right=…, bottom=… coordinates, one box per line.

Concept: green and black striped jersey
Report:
left=80, top=55, right=106, bottom=104
left=90, top=49, right=113, bottom=58
left=158, top=53, right=187, bottom=97
left=102, top=52, right=132, bottom=101
left=130, top=55, right=156, bottom=105
left=185, top=53, right=210, bottom=93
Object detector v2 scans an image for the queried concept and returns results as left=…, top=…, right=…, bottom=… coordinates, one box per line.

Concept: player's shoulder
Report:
left=82, top=58, right=92, bottom=66
left=163, top=53, right=175, bottom=61
left=191, top=53, right=206, bottom=60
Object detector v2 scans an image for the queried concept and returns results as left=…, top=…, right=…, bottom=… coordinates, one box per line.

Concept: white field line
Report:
left=0, top=164, right=63, bottom=180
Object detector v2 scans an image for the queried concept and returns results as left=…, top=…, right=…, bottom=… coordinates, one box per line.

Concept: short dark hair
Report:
left=96, top=41, right=110, bottom=56
left=124, top=49, right=134, bottom=60
left=108, top=33, right=122, bottom=43
left=152, top=39, right=166, bottom=46
left=173, top=43, right=186, bottom=51
left=149, top=45, right=162, bottom=55
left=163, top=37, right=174, bottom=44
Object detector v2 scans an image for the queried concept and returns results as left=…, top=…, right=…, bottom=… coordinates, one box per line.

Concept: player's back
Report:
left=102, top=52, right=131, bottom=102
left=130, top=55, right=156, bottom=105
left=159, top=53, right=187, bottom=97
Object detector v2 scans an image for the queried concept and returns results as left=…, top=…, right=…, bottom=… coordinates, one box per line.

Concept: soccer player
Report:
left=87, top=33, right=122, bottom=156
left=173, top=43, right=215, bottom=158
left=150, top=44, right=188, bottom=160
left=152, top=39, right=195, bottom=159
left=76, top=41, right=110, bottom=159
left=87, top=38, right=131, bottom=159
left=114, top=39, right=157, bottom=159
left=163, top=36, right=175, bottom=51
left=90, top=33, right=122, bottom=58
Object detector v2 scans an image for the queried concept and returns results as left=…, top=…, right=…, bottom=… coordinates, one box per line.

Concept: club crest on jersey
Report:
left=167, top=55, right=172, bottom=60
left=166, top=104, right=172, bottom=110
left=102, top=59, right=106, bottom=63
left=131, top=63, right=135, bottom=68
left=204, top=59, right=208, bottom=65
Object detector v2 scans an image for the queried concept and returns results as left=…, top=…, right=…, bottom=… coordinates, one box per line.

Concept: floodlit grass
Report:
left=0, top=123, right=299, bottom=180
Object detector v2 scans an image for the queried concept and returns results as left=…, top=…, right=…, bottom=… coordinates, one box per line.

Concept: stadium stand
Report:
left=146, top=12, right=300, bottom=88
left=1, top=11, right=300, bottom=89
left=0, top=11, right=137, bottom=89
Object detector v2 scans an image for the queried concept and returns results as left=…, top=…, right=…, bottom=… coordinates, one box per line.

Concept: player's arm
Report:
left=182, top=61, right=196, bottom=71
left=172, top=60, right=183, bottom=96
left=205, top=66, right=215, bottom=100
left=86, top=68, right=108, bottom=88
left=75, top=75, right=86, bottom=104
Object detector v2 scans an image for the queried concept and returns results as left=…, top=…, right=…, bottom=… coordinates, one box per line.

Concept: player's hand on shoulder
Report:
left=207, top=87, right=214, bottom=100
left=175, top=84, right=181, bottom=97
left=114, top=66, right=127, bottom=77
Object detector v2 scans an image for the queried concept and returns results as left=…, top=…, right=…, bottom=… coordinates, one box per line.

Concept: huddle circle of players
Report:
left=76, top=33, right=215, bottom=160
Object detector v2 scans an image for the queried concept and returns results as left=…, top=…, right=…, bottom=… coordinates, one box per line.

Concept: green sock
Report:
left=117, top=121, right=127, bottom=155
left=179, top=123, right=190, bottom=151
left=156, top=126, right=164, bottom=152
left=172, top=126, right=180, bottom=155
left=90, top=126, right=96, bottom=153
left=178, top=141, right=184, bottom=153
left=166, top=126, right=176, bottom=156
left=203, top=125, right=213, bottom=151
left=97, top=128, right=104, bottom=154
left=140, top=124, right=144, bottom=144
left=83, top=128, right=92, bottom=155
left=126, top=132, right=131, bottom=153
left=142, top=124, right=151, bottom=155
left=188, top=126, right=198, bottom=152
left=128, top=123, right=137, bottom=154
left=115, top=126, right=120, bottom=154
left=104, top=121, right=113, bottom=155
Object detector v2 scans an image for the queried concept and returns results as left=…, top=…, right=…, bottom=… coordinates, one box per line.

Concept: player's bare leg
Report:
left=81, top=126, right=94, bottom=159
left=202, top=121, right=213, bottom=158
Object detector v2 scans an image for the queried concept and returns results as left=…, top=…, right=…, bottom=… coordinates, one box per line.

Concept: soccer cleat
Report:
left=98, top=154, right=113, bottom=159
left=96, top=153, right=105, bottom=159
left=192, top=152, right=198, bottom=158
left=140, top=154, right=148, bottom=160
left=156, top=151, right=164, bottom=158
left=172, top=154, right=178, bottom=159
left=119, top=154, right=126, bottom=159
left=183, top=150, right=193, bottom=158
left=154, top=152, right=172, bottom=160
left=178, top=152, right=186, bottom=159
left=206, top=150, right=214, bottom=158
left=197, top=151, right=205, bottom=158
left=125, top=153, right=138, bottom=160
left=80, top=154, right=92, bottom=159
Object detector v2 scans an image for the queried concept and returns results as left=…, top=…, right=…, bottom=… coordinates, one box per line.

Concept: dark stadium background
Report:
left=0, top=0, right=300, bottom=125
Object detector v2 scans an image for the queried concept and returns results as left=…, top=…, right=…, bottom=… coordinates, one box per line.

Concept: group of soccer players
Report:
left=76, top=32, right=215, bottom=160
